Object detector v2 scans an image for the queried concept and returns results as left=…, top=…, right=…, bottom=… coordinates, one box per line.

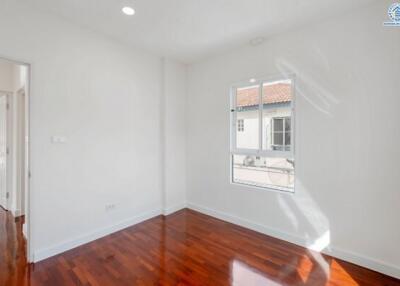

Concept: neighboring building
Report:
left=236, top=81, right=291, bottom=152
left=235, top=81, right=292, bottom=159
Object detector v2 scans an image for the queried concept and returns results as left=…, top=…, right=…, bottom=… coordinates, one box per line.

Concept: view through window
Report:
left=231, top=78, right=295, bottom=192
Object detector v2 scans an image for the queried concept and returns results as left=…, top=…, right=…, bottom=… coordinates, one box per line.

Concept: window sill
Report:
left=230, top=181, right=295, bottom=194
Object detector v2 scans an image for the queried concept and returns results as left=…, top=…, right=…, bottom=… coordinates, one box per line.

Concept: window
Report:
left=237, top=119, right=244, bottom=132
left=272, top=117, right=291, bottom=151
left=231, top=77, right=295, bottom=192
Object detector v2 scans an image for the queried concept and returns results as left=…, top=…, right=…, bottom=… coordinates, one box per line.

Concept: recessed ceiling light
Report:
left=122, top=6, right=135, bottom=16
left=249, top=78, right=256, bottom=83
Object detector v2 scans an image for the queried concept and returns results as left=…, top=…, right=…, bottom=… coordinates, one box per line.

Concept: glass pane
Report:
left=236, top=85, right=259, bottom=149
left=262, top=80, right=293, bottom=151
left=273, top=132, right=283, bottom=145
left=285, top=118, right=291, bottom=132
left=232, top=155, right=294, bottom=192
left=274, top=118, right=283, bottom=132
left=237, top=119, right=244, bottom=132
left=285, top=132, right=291, bottom=147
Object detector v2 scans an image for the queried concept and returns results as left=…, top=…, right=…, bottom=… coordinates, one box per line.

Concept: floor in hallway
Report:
left=0, top=207, right=29, bottom=286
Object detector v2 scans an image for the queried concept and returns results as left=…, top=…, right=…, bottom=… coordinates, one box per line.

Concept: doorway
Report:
left=0, top=57, right=30, bottom=263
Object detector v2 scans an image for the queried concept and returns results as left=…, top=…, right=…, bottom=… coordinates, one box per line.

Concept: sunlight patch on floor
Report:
left=308, top=230, right=330, bottom=252
left=231, top=260, right=282, bottom=286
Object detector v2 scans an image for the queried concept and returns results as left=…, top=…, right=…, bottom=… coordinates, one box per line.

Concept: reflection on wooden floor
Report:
left=1, top=207, right=399, bottom=285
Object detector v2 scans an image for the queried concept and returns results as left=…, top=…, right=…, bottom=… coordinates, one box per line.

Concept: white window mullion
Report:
left=283, top=117, right=286, bottom=148
left=230, top=87, right=237, bottom=152
left=233, top=149, right=261, bottom=156
left=291, top=76, right=295, bottom=154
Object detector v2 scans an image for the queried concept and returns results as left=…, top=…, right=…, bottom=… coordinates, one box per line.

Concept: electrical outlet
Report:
left=105, top=204, right=116, bottom=211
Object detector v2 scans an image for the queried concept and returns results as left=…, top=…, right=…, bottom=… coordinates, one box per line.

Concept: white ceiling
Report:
left=18, top=0, right=375, bottom=63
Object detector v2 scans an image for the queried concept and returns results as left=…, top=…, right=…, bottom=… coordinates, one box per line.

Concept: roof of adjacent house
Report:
left=236, top=83, right=291, bottom=108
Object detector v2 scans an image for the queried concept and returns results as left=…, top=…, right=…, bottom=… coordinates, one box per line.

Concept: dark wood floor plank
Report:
left=1, top=207, right=400, bottom=285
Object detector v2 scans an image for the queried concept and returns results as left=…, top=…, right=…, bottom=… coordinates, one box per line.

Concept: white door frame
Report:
left=0, top=56, right=32, bottom=262
left=0, top=90, right=10, bottom=211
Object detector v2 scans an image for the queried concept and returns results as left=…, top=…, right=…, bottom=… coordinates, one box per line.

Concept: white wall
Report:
left=0, top=61, right=13, bottom=211
left=0, top=0, right=178, bottom=261
left=0, top=60, right=14, bottom=92
left=161, top=59, right=187, bottom=214
left=187, top=0, right=400, bottom=278
left=13, top=86, right=26, bottom=217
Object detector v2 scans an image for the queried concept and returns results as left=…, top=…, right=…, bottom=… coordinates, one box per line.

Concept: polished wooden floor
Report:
left=1, top=207, right=400, bottom=286
left=0, top=207, right=29, bottom=286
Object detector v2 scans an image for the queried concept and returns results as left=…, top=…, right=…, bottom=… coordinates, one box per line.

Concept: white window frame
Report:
left=230, top=74, right=296, bottom=192
left=237, top=119, right=244, bottom=132
left=271, top=116, right=291, bottom=151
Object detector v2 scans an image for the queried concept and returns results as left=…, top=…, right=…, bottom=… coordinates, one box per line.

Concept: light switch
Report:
left=51, top=136, right=67, bottom=143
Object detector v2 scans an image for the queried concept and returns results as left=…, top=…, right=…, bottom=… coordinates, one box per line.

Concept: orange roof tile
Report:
left=236, top=83, right=291, bottom=108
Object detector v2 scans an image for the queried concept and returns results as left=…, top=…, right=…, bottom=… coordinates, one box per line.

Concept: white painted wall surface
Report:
left=0, top=0, right=166, bottom=261
left=187, top=0, right=400, bottom=278
left=161, top=59, right=187, bottom=214
left=0, top=60, right=14, bottom=92
left=14, top=88, right=26, bottom=217
left=0, top=62, right=13, bottom=211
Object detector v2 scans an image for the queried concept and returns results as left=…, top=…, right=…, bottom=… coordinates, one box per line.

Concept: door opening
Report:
left=0, top=57, right=30, bottom=262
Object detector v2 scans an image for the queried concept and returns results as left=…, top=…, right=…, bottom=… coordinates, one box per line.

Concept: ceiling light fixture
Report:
left=249, top=78, right=257, bottom=83
left=122, top=6, right=135, bottom=16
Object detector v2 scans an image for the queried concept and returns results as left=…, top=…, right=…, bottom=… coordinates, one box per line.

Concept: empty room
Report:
left=0, top=0, right=399, bottom=285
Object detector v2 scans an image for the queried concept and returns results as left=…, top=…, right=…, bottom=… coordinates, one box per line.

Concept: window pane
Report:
left=274, top=118, right=283, bottom=132
left=285, top=118, right=291, bottom=132
left=285, top=131, right=291, bottom=147
left=232, top=155, right=294, bottom=192
left=236, top=85, right=259, bottom=149
left=273, top=132, right=283, bottom=145
left=262, top=80, right=293, bottom=151
left=237, top=119, right=244, bottom=132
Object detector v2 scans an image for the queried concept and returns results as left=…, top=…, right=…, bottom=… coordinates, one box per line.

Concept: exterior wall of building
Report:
left=236, top=104, right=291, bottom=156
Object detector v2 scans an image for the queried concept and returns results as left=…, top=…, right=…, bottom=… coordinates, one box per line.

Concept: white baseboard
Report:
left=33, top=209, right=162, bottom=262
left=187, top=202, right=400, bottom=280
left=163, top=202, right=187, bottom=215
